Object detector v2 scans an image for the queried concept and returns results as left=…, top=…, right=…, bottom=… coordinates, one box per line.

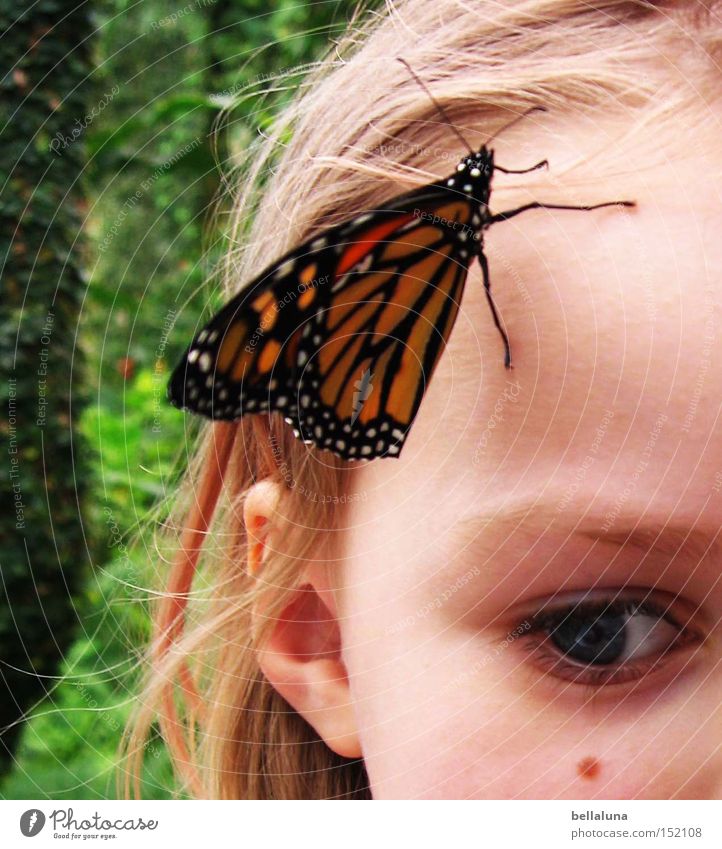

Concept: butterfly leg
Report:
left=489, top=199, right=635, bottom=224
left=494, top=159, right=548, bottom=175
left=478, top=247, right=512, bottom=369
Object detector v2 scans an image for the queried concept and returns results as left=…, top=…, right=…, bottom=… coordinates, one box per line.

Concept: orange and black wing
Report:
left=168, top=185, right=481, bottom=460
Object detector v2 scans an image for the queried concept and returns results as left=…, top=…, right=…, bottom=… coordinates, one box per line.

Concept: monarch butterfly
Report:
left=168, top=75, right=634, bottom=461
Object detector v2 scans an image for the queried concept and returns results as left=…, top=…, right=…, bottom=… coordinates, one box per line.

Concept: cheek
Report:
left=341, top=612, right=721, bottom=800
left=355, top=701, right=717, bottom=800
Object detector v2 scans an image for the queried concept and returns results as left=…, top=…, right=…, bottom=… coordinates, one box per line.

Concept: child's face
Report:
left=336, top=114, right=722, bottom=799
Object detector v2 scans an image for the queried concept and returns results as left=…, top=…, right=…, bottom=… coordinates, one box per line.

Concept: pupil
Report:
left=548, top=606, right=627, bottom=665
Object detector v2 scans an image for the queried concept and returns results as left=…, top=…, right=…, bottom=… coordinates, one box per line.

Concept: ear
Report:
left=243, top=478, right=282, bottom=577
left=243, top=480, right=362, bottom=759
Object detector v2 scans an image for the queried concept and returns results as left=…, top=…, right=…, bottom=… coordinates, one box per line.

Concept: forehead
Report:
left=358, top=113, right=722, bottom=520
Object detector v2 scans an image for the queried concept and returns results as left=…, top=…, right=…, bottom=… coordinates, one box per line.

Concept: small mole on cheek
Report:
left=577, top=756, right=601, bottom=780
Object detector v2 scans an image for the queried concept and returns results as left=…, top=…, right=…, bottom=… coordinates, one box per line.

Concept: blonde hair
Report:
left=124, top=0, right=721, bottom=800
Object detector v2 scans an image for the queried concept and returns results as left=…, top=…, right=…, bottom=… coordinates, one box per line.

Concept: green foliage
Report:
left=1, top=570, right=177, bottom=800
left=2, top=0, right=361, bottom=799
left=0, top=0, right=93, bottom=774
left=2, top=359, right=187, bottom=799
left=81, top=366, right=186, bottom=515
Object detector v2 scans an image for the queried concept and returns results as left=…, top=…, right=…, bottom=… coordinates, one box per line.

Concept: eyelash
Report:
left=515, top=596, right=699, bottom=688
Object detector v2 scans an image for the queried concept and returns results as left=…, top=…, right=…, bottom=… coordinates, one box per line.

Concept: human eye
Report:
left=515, top=591, right=702, bottom=688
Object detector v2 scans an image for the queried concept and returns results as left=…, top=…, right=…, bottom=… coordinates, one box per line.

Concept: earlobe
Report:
left=255, top=583, right=362, bottom=759
left=244, top=479, right=361, bottom=758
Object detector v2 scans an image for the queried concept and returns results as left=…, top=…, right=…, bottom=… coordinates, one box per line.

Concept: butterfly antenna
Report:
left=397, top=58, right=474, bottom=155
left=485, top=105, right=548, bottom=146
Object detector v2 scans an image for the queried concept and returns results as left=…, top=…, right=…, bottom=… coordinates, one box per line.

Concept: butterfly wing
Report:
left=167, top=230, right=339, bottom=422
left=168, top=183, right=482, bottom=459
left=295, top=199, right=476, bottom=459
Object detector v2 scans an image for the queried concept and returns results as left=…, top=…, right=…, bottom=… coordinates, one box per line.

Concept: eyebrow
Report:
left=578, top=519, right=722, bottom=566
left=455, top=493, right=722, bottom=566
